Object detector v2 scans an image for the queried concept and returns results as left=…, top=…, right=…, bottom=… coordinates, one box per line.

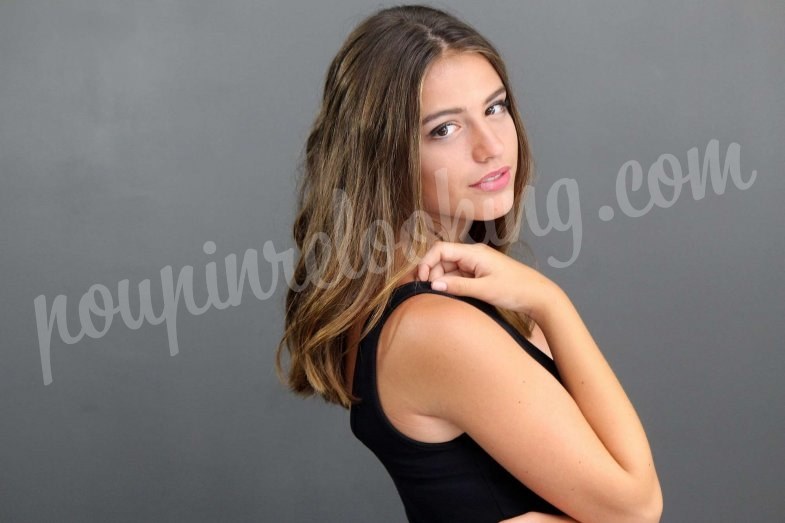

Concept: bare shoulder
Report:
left=387, top=292, right=550, bottom=364
left=373, top=293, right=495, bottom=439
left=382, top=292, right=557, bottom=415
left=383, top=292, right=507, bottom=363
left=380, top=292, right=497, bottom=363
left=378, top=293, right=489, bottom=381
left=385, top=292, right=497, bottom=344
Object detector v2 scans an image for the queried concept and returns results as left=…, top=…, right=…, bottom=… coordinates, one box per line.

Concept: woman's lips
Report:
left=470, top=167, right=511, bottom=191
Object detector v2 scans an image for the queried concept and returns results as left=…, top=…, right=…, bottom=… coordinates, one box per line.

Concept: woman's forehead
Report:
left=420, top=53, right=501, bottom=104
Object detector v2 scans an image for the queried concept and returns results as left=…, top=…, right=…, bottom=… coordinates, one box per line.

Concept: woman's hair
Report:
left=276, top=4, right=538, bottom=408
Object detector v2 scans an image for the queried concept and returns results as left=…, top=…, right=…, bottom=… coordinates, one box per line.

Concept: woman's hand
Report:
left=416, top=241, right=561, bottom=322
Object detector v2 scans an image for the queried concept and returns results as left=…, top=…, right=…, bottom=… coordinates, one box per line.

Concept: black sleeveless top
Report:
left=350, top=281, right=564, bottom=522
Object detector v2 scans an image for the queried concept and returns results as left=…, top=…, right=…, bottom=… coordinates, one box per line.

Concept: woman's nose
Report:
left=472, top=123, right=504, bottom=162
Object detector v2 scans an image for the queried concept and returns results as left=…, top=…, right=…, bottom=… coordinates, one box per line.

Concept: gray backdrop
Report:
left=1, top=1, right=783, bottom=521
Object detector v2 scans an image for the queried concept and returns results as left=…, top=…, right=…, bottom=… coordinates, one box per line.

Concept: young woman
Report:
left=276, top=5, right=662, bottom=522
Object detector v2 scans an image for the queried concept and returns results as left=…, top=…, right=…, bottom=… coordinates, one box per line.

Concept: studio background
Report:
left=1, top=1, right=783, bottom=521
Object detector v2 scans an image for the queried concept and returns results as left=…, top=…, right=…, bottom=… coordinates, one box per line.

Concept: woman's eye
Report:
left=487, top=98, right=510, bottom=116
left=430, top=123, right=456, bottom=138
left=428, top=99, right=509, bottom=139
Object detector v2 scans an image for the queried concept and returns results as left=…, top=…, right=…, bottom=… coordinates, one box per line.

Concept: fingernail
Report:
left=432, top=281, right=447, bottom=291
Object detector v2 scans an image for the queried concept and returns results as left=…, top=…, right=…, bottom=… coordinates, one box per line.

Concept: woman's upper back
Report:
left=347, top=280, right=563, bottom=522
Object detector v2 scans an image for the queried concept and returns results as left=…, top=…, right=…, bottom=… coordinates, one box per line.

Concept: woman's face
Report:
left=418, top=51, right=518, bottom=241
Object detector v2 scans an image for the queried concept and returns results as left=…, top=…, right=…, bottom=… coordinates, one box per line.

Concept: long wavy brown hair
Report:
left=276, top=4, right=540, bottom=408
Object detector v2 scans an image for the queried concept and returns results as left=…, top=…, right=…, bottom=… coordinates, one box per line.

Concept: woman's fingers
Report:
left=418, top=241, right=484, bottom=279
left=429, top=263, right=444, bottom=281
left=418, top=241, right=473, bottom=269
left=416, top=240, right=563, bottom=325
left=417, top=241, right=485, bottom=293
left=417, top=244, right=466, bottom=282
left=416, top=262, right=430, bottom=282
left=416, top=240, right=536, bottom=314
left=417, top=260, right=453, bottom=282
left=430, top=273, right=482, bottom=294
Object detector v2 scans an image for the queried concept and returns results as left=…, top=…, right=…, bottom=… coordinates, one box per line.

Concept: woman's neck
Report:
left=387, top=217, right=474, bottom=286
left=429, top=214, right=472, bottom=243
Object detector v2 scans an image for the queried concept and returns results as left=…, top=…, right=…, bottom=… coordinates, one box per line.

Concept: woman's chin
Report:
left=477, top=192, right=515, bottom=221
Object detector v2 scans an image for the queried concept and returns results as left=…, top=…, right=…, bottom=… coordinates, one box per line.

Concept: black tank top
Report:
left=350, top=280, right=564, bottom=522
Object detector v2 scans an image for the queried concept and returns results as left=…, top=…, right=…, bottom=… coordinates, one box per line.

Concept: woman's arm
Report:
left=400, top=242, right=663, bottom=522
left=535, top=286, right=662, bottom=516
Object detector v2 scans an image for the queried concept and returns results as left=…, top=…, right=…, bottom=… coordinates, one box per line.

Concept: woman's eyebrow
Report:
left=421, top=86, right=506, bottom=127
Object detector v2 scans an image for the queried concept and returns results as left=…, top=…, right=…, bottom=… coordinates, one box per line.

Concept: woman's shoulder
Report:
left=388, top=288, right=488, bottom=332
left=385, top=279, right=552, bottom=358
left=380, top=286, right=559, bottom=421
left=381, top=286, right=510, bottom=365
